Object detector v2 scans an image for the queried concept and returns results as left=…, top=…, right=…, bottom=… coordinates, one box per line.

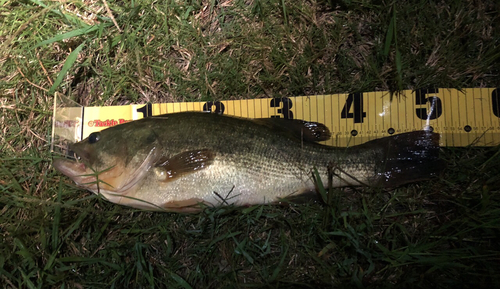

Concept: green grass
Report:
left=1, top=0, right=500, bottom=287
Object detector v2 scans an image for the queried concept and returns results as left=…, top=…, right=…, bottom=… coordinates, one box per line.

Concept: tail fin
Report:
left=375, top=131, right=444, bottom=188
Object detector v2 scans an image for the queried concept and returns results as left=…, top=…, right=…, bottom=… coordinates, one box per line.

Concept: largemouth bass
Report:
left=54, top=112, right=442, bottom=212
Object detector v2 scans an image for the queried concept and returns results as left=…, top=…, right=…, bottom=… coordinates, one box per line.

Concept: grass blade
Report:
left=29, top=0, right=90, bottom=27
left=383, top=13, right=394, bottom=56
left=170, top=272, right=193, bottom=289
left=312, top=167, right=327, bottom=204
left=48, top=42, right=85, bottom=94
left=35, top=24, right=104, bottom=48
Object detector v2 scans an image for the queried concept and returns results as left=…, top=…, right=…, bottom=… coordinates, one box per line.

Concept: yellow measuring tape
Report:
left=52, top=88, right=500, bottom=149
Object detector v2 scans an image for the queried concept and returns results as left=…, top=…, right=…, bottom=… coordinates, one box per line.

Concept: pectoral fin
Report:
left=154, top=149, right=215, bottom=181
left=253, top=118, right=331, bottom=142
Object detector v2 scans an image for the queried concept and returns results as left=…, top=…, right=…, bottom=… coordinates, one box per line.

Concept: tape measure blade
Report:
left=440, top=89, right=454, bottom=146
left=321, top=95, right=333, bottom=146
left=61, top=88, right=500, bottom=147
left=312, top=95, right=322, bottom=127
left=433, top=89, right=447, bottom=142
left=402, top=90, right=413, bottom=133
left=364, top=91, right=376, bottom=141
left=481, top=88, right=496, bottom=145
left=233, top=99, right=242, bottom=117
left=452, top=89, right=469, bottom=146
left=252, top=99, right=261, bottom=118
left=493, top=87, right=500, bottom=146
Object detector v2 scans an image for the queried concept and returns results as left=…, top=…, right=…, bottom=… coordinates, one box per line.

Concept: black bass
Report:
left=54, top=112, right=442, bottom=212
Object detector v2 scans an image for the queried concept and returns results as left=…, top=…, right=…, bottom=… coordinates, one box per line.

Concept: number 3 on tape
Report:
left=271, top=98, right=294, bottom=119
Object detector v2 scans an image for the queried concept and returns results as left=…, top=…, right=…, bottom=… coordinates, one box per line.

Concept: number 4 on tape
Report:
left=341, top=93, right=366, bottom=123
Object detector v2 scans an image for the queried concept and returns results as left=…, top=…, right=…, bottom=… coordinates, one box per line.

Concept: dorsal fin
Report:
left=253, top=118, right=331, bottom=142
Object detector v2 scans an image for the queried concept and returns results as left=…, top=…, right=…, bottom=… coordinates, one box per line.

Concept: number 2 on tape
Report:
left=203, top=101, right=225, bottom=114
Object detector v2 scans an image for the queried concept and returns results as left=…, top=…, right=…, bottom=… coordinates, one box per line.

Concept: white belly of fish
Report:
left=101, top=159, right=314, bottom=211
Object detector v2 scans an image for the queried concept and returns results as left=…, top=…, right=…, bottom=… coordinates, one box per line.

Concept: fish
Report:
left=53, top=112, right=443, bottom=212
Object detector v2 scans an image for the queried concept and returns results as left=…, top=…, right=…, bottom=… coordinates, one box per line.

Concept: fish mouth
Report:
left=53, top=147, right=159, bottom=194
left=53, top=157, right=97, bottom=186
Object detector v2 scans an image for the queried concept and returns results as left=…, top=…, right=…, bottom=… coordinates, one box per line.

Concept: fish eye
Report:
left=88, top=132, right=101, bottom=144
